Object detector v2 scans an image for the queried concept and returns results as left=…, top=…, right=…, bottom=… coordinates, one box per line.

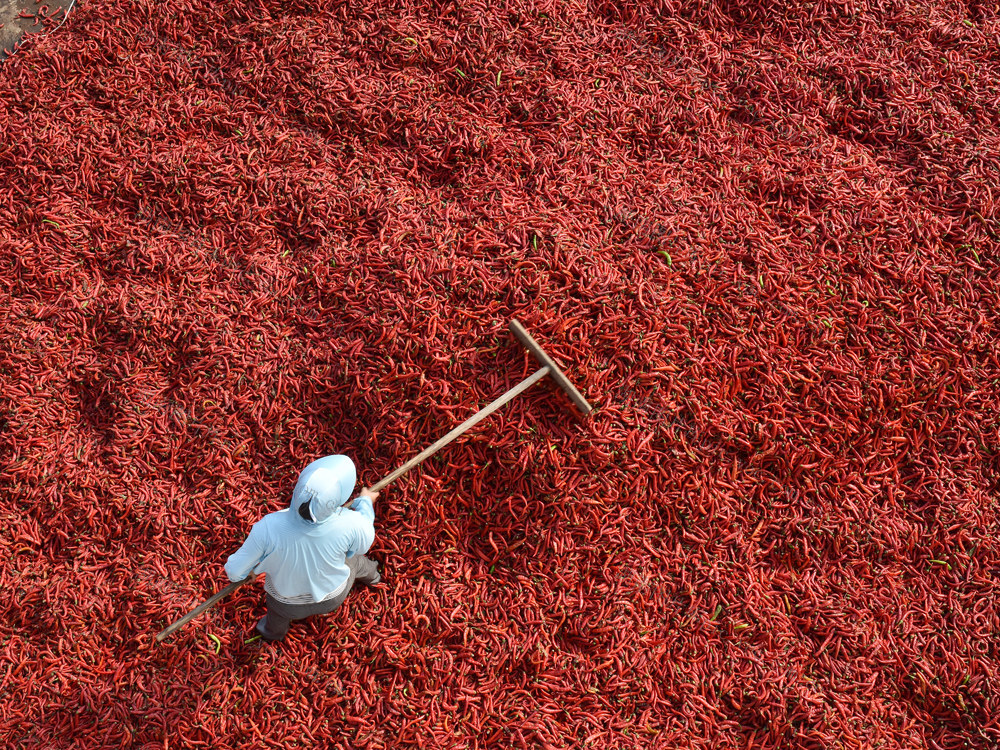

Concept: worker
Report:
left=224, top=454, right=381, bottom=642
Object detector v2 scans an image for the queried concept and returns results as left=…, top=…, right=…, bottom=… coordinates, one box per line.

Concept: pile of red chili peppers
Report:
left=1, top=0, right=998, bottom=747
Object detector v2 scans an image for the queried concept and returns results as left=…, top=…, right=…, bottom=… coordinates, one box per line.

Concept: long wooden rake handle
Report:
left=155, top=367, right=552, bottom=642
left=156, top=578, right=250, bottom=642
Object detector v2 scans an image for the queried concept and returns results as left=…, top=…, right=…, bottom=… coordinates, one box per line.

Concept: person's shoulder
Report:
left=344, top=507, right=375, bottom=530
left=321, top=508, right=370, bottom=530
left=253, top=508, right=293, bottom=531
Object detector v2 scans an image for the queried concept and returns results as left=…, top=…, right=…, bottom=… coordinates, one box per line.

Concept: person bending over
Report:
left=224, top=454, right=381, bottom=642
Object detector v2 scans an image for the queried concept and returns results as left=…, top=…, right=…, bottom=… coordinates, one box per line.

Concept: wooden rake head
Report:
left=509, top=319, right=593, bottom=416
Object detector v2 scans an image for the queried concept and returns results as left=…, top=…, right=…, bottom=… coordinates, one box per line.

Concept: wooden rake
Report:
left=155, top=320, right=592, bottom=642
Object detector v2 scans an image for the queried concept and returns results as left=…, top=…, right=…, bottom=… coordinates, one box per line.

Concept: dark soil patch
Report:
left=0, top=0, right=73, bottom=60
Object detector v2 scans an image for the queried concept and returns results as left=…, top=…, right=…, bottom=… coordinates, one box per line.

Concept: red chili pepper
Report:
left=2, top=1, right=1000, bottom=747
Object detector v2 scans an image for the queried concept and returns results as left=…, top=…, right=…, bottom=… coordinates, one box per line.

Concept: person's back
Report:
left=225, top=454, right=381, bottom=642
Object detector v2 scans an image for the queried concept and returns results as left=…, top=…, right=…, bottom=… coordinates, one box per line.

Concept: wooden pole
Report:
left=155, top=366, right=551, bottom=642
left=154, top=578, right=250, bottom=642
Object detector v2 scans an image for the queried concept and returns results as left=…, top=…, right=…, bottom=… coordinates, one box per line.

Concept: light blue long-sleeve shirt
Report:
left=224, top=455, right=376, bottom=605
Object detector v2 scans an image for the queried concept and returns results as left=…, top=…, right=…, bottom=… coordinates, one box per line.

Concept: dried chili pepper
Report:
left=1, top=0, right=999, bottom=747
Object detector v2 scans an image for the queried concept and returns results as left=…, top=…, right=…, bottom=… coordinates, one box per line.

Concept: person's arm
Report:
left=345, top=488, right=377, bottom=558
left=346, top=522, right=375, bottom=559
left=349, top=491, right=376, bottom=524
left=224, top=522, right=267, bottom=582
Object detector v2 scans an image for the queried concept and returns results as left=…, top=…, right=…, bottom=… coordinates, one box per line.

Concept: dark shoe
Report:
left=254, top=621, right=283, bottom=643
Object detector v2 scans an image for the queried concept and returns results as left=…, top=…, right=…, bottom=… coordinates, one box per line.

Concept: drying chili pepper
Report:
left=1, top=0, right=999, bottom=748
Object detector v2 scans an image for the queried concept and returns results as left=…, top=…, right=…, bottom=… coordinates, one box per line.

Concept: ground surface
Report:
left=0, top=0, right=72, bottom=60
left=1, top=1, right=999, bottom=748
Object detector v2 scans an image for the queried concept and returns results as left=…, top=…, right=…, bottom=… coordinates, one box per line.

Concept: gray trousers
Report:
left=256, top=555, right=380, bottom=641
